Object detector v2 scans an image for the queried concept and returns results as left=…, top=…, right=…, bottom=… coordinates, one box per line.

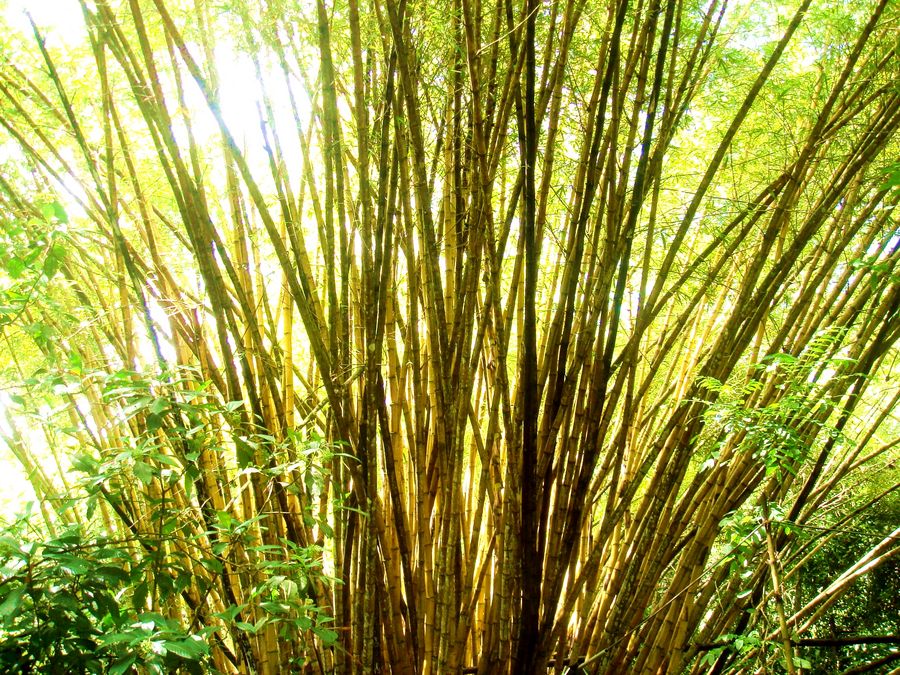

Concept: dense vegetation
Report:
left=0, top=0, right=898, bottom=672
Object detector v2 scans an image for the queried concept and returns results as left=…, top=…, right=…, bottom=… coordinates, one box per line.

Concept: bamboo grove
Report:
left=0, top=0, right=898, bottom=672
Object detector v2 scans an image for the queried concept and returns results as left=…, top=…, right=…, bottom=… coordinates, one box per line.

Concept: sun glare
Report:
left=0, top=392, right=39, bottom=522
left=3, top=0, right=86, bottom=46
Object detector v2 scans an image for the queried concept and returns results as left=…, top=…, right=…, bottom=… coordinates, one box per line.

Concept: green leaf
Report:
left=0, top=536, right=27, bottom=557
left=149, top=453, right=181, bottom=468
left=144, top=412, right=164, bottom=432
left=164, top=637, right=207, bottom=659
left=132, top=581, right=149, bottom=612
left=133, top=461, right=155, bottom=485
left=42, top=243, right=66, bottom=278
left=0, top=586, right=25, bottom=618
left=236, top=437, right=256, bottom=468
left=100, top=632, right=138, bottom=646
left=66, top=349, right=83, bottom=373
left=878, top=162, right=900, bottom=191
left=761, top=353, right=797, bottom=366
left=312, top=626, right=338, bottom=644
left=200, top=557, right=223, bottom=574
left=71, top=453, right=100, bottom=473
left=95, top=565, right=131, bottom=584
left=6, top=257, right=26, bottom=278
left=149, top=397, right=168, bottom=415
left=52, top=553, right=91, bottom=575
left=108, top=656, right=137, bottom=675
left=213, top=604, right=245, bottom=623
left=40, top=201, right=68, bottom=223
left=215, top=510, right=232, bottom=530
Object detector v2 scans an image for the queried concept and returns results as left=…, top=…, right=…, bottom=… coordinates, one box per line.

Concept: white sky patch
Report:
left=3, top=0, right=86, bottom=46
left=0, top=453, right=36, bottom=520
left=0, top=392, right=14, bottom=440
left=0, top=392, right=41, bottom=521
left=5, top=1, right=312, bottom=196
left=178, top=40, right=312, bottom=194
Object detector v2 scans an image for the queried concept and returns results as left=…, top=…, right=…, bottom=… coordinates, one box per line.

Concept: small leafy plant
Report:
left=0, top=517, right=210, bottom=674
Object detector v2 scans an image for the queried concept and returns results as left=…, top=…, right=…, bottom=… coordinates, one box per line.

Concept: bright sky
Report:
left=0, top=393, right=38, bottom=522
left=3, top=0, right=309, bottom=167
left=3, top=0, right=86, bottom=45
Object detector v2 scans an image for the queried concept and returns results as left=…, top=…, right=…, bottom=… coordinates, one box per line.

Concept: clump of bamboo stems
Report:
left=0, top=0, right=898, bottom=672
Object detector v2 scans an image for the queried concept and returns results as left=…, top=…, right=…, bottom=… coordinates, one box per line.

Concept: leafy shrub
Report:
left=0, top=517, right=210, bottom=674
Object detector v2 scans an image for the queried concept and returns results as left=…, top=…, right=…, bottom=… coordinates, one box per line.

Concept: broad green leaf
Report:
left=164, top=637, right=207, bottom=659
left=0, top=586, right=25, bottom=618
left=42, top=243, right=66, bottom=278
left=108, top=656, right=137, bottom=675
left=236, top=437, right=256, bottom=468
left=133, top=461, right=155, bottom=485
left=6, top=257, right=26, bottom=278
left=50, top=553, right=91, bottom=575
left=213, top=604, right=245, bottom=623
left=39, top=201, right=68, bottom=223
left=312, top=626, right=338, bottom=644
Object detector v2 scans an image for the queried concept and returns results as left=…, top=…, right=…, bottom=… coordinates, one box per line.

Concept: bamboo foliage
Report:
left=0, top=0, right=898, bottom=672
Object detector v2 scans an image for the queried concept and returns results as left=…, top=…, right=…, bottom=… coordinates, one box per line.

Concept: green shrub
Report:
left=0, top=518, right=209, bottom=674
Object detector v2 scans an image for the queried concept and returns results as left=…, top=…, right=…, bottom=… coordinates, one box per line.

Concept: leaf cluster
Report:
left=0, top=522, right=209, bottom=674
